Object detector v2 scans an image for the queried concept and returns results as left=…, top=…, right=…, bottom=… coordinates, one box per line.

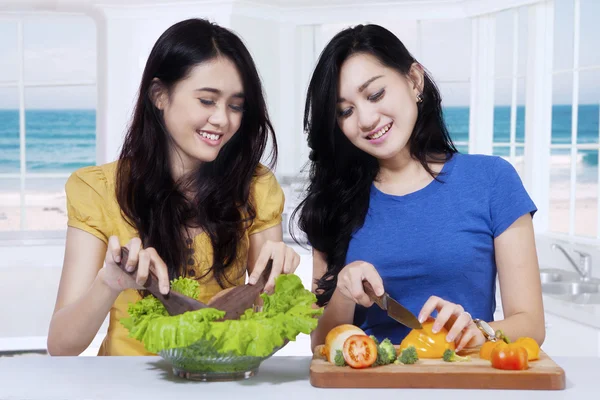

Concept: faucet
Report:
left=551, top=244, right=592, bottom=281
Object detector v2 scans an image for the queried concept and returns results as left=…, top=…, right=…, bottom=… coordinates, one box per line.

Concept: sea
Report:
left=0, top=105, right=598, bottom=190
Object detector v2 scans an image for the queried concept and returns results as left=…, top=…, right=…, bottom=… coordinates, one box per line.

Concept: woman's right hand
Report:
left=99, top=236, right=171, bottom=295
left=336, top=261, right=384, bottom=307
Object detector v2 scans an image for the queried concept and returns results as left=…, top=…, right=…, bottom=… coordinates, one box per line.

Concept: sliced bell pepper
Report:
left=399, top=320, right=455, bottom=359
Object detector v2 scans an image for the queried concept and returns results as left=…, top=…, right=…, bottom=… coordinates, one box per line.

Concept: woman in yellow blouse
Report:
left=47, top=18, right=300, bottom=356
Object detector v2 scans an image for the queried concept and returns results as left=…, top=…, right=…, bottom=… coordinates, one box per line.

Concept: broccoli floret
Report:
left=334, top=350, right=347, bottom=366
left=374, top=338, right=397, bottom=365
left=443, top=349, right=471, bottom=362
left=369, top=335, right=380, bottom=345
left=394, top=346, right=419, bottom=365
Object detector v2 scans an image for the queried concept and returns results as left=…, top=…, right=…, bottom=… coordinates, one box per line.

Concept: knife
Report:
left=363, top=281, right=423, bottom=330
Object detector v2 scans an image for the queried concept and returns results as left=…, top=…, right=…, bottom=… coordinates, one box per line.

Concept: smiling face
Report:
left=154, top=56, right=245, bottom=175
left=336, top=52, right=423, bottom=161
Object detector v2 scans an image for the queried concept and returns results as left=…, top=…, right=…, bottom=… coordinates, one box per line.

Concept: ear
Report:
left=408, top=62, right=425, bottom=100
left=149, top=78, right=168, bottom=110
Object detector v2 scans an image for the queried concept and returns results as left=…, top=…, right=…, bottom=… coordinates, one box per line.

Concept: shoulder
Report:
left=248, top=164, right=285, bottom=234
left=65, top=161, right=118, bottom=203
left=451, top=153, right=516, bottom=181
left=250, top=163, right=282, bottom=196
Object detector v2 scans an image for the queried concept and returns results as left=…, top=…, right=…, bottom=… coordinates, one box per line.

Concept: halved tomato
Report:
left=342, top=334, right=378, bottom=369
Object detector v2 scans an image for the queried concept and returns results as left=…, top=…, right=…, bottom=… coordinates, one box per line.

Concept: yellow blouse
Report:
left=64, top=161, right=284, bottom=356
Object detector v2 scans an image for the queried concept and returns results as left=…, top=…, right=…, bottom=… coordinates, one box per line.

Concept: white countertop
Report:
left=0, top=355, right=598, bottom=399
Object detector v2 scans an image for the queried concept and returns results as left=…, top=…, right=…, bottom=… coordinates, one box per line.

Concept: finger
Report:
left=136, top=248, right=150, bottom=287
left=282, top=247, right=297, bottom=274
left=147, top=248, right=170, bottom=295
left=362, top=265, right=384, bottom=297
left=106, top=236, right=122, bottom=265
left=446, top=311, right=472, bottom=342
left=349, top=271, right=372, bottom=307
left=265, top=243, right=286, bottom=293
left=125, top=237, right=142, bottom=272
left=249, top=242, right=273, bottom=285
left=432, top=303, right=460, bottom=334
left=418, top=295, right=444, bottom=324
left=291, top=252, right=301, bottom=274
left=456, top=327, right=477, bottom=352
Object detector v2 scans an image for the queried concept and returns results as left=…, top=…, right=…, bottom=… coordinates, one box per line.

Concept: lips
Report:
left=196, top=130, right=224, bottom=146
left=366, top=122, right=392, bottom=141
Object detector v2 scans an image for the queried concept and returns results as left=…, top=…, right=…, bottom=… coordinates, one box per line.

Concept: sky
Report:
left=0, top=0, right=598, bottom=109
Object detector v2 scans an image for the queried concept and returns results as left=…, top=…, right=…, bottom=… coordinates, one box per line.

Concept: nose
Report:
left=357, top=107, right=379, bottom=133
left=207, top=104, right=228, bottom=129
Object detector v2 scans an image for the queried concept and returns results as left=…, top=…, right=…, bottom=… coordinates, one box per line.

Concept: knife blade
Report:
left=363, top=281, right=423, bottom=330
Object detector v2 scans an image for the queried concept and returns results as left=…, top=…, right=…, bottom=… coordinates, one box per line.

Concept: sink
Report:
left=539, top=268, right=600, bottom=304
left=541, top=282, right=600, bottom=296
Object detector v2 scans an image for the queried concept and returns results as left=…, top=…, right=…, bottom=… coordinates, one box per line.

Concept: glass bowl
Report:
left=158, top=338, right=281, bottom=381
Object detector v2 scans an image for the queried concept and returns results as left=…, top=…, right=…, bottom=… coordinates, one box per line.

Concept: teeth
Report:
left=368, top=123, right=391, bottom=140
left=200, top=131, right=220, bottom=141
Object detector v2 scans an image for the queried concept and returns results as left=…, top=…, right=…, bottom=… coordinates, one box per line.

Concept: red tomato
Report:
left=342, top=335, right=378, bottom=369
left=491, top=343, right=529, bottom=370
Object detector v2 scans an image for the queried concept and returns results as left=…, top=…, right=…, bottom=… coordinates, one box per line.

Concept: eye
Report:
left=199, top=99, right=215, bottom=106
left=229, top=104, right=245, bottom=113
left=337, top=107, right=353, bottom=118
left=368, top=89, right=385, bottom=102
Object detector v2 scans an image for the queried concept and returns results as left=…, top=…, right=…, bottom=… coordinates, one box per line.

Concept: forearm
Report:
left=488, top=311, right=546, bottom=345
left=47, top=270, right=120, bottom=356
left=310, top=288, right=356, bottom=352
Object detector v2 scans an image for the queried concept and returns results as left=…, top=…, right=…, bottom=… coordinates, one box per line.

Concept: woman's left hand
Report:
left=248, top=240, right=300, bottom=293
left=418, top=295, right=486, bottom=352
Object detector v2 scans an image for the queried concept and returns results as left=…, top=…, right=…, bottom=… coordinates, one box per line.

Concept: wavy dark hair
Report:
left=116, top=18, right=276, bottom=288
left=292, top=24, right=456, bottom=306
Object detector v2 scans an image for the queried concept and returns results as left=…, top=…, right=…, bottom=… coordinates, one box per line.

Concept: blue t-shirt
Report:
left=346, top=153, right=537, bottom=344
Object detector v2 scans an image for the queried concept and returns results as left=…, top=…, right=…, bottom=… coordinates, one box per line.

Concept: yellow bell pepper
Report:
left=399, top=320, right=455, bottom=359
left=514, top=337, right=540, bottom=361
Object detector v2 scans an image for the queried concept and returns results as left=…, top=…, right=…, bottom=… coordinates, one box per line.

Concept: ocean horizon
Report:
left=0, top=105, right=598, bottom=191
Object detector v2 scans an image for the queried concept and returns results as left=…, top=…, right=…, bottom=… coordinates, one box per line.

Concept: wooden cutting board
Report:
left=310, top=345, right=566, bottom=390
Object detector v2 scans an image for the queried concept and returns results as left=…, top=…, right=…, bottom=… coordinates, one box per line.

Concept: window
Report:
left=492, top=8, right=528, bottom=178
left=420, top=19, right=471, bottom=153
left=0, top=15, right=96, bottom=232
left=549, top=0, right=600, bottom=238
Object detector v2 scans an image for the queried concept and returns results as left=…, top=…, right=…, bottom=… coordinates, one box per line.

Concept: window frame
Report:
left=0, top=16, right=97, bottom=232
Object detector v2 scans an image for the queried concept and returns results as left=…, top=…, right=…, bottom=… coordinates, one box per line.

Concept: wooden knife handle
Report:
left=117, top=246, right=164, bottom=298
left=362, top=281, right=386, bottom=309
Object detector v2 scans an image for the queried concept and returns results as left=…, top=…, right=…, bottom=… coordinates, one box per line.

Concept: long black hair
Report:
left=116, top=18, right=276, bottom=288
left=292, top=24, right=456, bottom=305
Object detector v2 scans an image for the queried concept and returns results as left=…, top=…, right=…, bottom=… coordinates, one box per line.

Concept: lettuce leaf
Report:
left=120, top=273, right=323, bottom=357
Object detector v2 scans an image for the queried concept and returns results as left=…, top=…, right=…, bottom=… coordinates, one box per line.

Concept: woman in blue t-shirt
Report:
left=293, top=24, right=545, bottom=352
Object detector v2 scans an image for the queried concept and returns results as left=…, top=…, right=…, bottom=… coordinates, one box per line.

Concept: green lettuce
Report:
left=120, top=273, right=323, bottom=357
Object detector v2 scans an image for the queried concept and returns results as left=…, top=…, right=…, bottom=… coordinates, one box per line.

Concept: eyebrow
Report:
left=195, top=87, right=245, bottom=99
left=337, top=75, right=384, bottom=103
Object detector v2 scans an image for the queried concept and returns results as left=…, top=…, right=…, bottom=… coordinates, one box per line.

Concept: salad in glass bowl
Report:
left=121, top=274, right=322, bottom=381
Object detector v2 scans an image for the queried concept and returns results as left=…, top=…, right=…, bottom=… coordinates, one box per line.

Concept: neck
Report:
left=169, top=147, right=201, bottom=182
left=377, top=147, right=422, bottom=183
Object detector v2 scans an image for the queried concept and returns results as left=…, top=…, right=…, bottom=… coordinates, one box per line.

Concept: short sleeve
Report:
left=489, top=157, right=537, bottom=238
left=65, top=166, right=113, bottom=244
left=248, top=165, right=285, bottom=235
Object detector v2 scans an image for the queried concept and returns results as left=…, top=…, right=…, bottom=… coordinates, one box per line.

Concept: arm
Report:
left=47, top=227, right=119, bottom=356
left=47, top=229, right=171, bottom=356
left=488, top=213, right=545, bottom=344
left=419, top=214, right=545, bottom=351
left=309, top=250, right=356, bottom=353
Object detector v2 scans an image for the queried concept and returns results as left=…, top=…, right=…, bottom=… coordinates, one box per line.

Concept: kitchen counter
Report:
left=543, top=294, right=600, bottom=330
left=0, top=355, right=598, bottom=399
